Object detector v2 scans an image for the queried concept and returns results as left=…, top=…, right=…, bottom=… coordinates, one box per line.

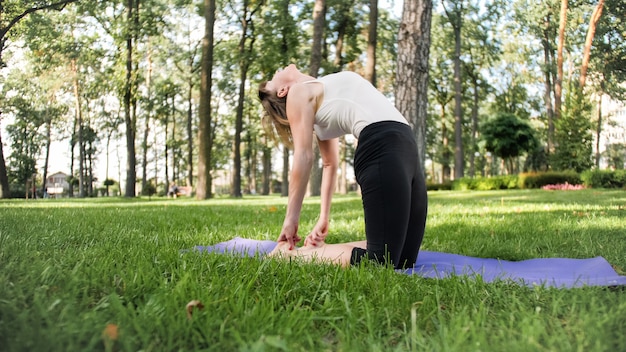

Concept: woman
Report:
left=259, top=64, right=427, bottom=269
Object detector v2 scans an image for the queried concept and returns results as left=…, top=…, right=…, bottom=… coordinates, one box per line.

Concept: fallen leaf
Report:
left=102, top=323, right=119, bottom=351
left=102, top=323, right=119, bottom=341
left=186, top=300, right=204, bottom=320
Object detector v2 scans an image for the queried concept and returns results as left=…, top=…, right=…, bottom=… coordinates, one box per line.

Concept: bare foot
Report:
left=267, top=241, right=294, bottom=258
left=302, top=240, right=325, bottom=250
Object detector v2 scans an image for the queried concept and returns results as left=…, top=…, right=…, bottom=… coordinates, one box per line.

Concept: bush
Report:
left=426, top=182, right=452, bottom=191
left=451, top=176, right=518, bottom=191
left=518, top=171, right=581, bottom=189
left=581, top=169, right=626, bottom=189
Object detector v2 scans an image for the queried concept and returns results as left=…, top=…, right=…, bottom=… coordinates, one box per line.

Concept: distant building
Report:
left=595, top=96, right=626, bottom=169
left=45, top=171, right=70, bottom=197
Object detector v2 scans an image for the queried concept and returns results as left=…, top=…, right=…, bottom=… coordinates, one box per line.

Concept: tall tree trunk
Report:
left=542, top=18, right=555, bottom=155
left=197, top=0, right=216, bottom=199
left=396, top=0, right=433, bottom=174
left=281, top=148, right=289, bottom=197
left=579, top=0, right=604, bottom=89
left=262, top=144, right=271, bottom=195
left=0, top=120, right=9, bottom=198
left=41, top=116, right=52, bottom=195
left=441, top=107, right=450, bottom=182
left=232, top=67, right=245, bottom=198
left=468, top=76, right=478, bottom=178
left=187, top=81, right=194, bottom=187
left=164, top=97, right=170, bottom=187
left=308, top=0, right=325, bottom=197
left=555, top=0, right=568, bottom=122
left=141, top=46, right=152, bottom=193
left=444, top=1, right=465, bottom=179
left=594, top=89, right=603, bottom=167
left=232, top=1, right=259, bottom=198
left=332, top=2, right=352, bottom=194
left=170, top=94, right=177, bottom=183
left=123, top=0, right=137, bottom=197
left=338, top=137, right=348, bottom=194
left=71, top=59, right=85, bottom=197
left=309, top=0, right=325, bottom=76
left=364, top=0, right=378, bottom=86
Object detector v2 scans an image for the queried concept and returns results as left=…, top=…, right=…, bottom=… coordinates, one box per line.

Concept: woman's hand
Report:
left=277, top=220, right=301, bottom=250
left=304, top=219, right=328, bottom=247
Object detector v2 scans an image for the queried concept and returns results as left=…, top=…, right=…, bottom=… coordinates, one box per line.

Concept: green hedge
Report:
left=429, top=170, right=626, bottom=191
left=581, top=169, right=626, bottom=189
left=426, top=182, right=453, bottom=191
left=451, top=175, right=518, bottom=191
left=517, top=171, right=582, bottom=189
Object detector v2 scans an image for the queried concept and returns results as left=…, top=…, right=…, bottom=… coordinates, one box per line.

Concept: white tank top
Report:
left=306, top=71, right=408, bottom=140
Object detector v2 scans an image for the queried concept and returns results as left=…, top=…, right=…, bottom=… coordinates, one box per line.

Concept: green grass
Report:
left=1, top=189, right=625, bottom=351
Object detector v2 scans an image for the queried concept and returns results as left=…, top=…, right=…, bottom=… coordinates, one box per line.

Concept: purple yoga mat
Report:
left=192, top=237, right=626, bottom=288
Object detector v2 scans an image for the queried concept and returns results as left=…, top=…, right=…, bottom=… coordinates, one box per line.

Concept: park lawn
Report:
left=0, top=189, right=625, bottom=351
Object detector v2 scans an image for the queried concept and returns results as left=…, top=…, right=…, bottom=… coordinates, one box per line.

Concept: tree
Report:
left=230, top=0, right=262, bottom=198
left=395, top=0, right=433, bottom=175
left=428, top=15, right=454, bottom=182
left=308, top=0, right=325, bottom=197
left=462, top=2, right=501, bottom=177
left=481, top=112, right=538, bottom=174
left=364, top=0, right=377, bottom=85
left=196, top=0, right=217, bottom=199
left=552, top=84, right=593, bottom=172
left=588, top=0, right=626, bottom=166
left=579, top=0, right=604, bottom=88
left=0, top=0, right=80, bottom=198
left=554, top=0, right=567, bottom=123
left=440, top=0, right=470, bottom=179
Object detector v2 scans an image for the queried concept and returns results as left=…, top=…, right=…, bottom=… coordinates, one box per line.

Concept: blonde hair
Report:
left=258, top=81, right=293, bottom=149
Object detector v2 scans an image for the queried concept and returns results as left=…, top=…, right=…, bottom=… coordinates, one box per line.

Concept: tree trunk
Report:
left=141, top=46, right=152, bottom=193
left=232, top=63, right=245, bottom=198
left=308, top=0, right=325, bottom=197
left=579, top=0, right=604, bottom=88
left=441, top=108, right=450, bottom=182
left=451, top=4, right=464, bottom=179
left=71, top=59, right=85, bottom=198
left=0, top=120, right=9, bottom=198
left=164, top=96, right=170, bottom=187
left=187, top=81, right=194, bottom=187
left=542, top=18, right=555, bottom=155
left=595, top=90, right=603, bottom=167
left=123, top=0, right=137, bottom=197
left=555, top=0, right=567, bottom=122
left=281, top=148, right=289, bottom=197
left=396, top=0, right=433, bottom=175
left=170, top=94, right=176, bottom=183
left=197, top=0, right=216, bottom=199
left=41, top=116, right=52, bottom=196
left=262, top=144, right=271, bottom=195
left=468, top=76, right=478, bottom=178
left=232, top=1, right=260, bottom=198
left=364, top=0, right=378, bottom=86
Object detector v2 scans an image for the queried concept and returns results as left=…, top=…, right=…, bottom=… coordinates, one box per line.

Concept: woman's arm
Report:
left=277, top=84, right=319, bottom=249
left=305, top=138, right=339, bottom=246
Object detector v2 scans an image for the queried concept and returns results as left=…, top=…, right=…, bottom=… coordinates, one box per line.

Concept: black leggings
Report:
left=350, top=121, right=428, bottom=269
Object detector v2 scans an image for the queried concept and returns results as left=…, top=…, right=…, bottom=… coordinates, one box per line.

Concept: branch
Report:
left=1, top=0, right=80, bottom=39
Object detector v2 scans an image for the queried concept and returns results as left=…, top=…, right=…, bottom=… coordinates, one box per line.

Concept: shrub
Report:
left=581, top=169, right=626, bottom=189
left=518, top=171, right=581, bottom=189
left=451, top=176, right=518, bottom=191
left=426, top=182, right=453, bottom=191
